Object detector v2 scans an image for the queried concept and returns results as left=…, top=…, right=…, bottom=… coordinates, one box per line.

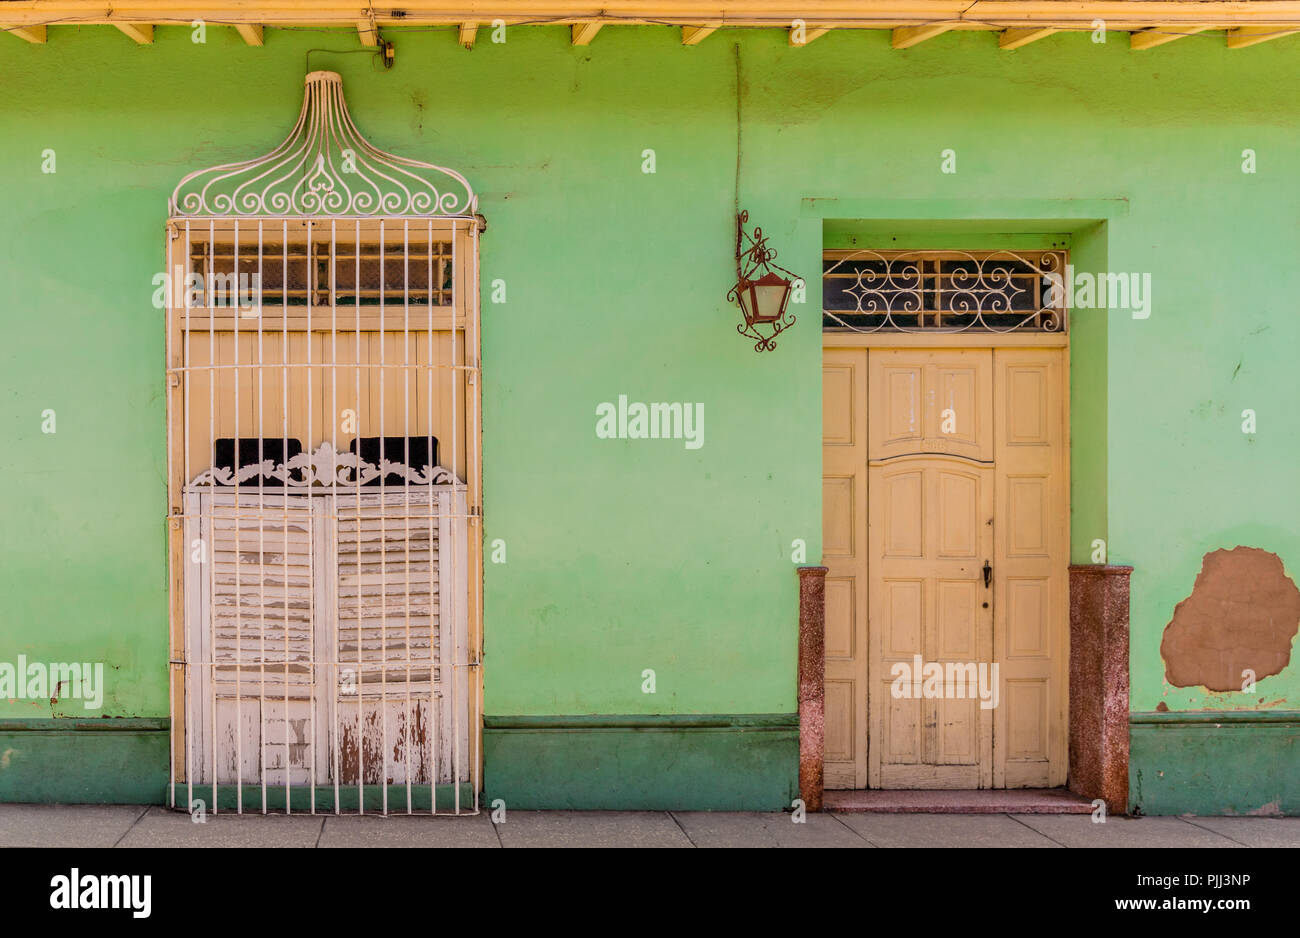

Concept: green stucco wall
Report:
left=1, top=25, right=1297, bottom=811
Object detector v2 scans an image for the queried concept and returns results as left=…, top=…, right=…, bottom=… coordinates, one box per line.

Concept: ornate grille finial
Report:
left=170, top=71, right=476, bottom=218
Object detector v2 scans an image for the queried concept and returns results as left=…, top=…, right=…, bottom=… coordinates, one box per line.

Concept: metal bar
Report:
left=402, top=218, right=413, bottom=814
left=207, top=217, right=218, bottom=815
left=379, top=218, right=388, bottom=817
left=283, top=218, right=293, bottom=811
left=450, top=218, right=460, bottom=814
left=427, top=219, right=438, bottom=813
left=183, top=219, right=193, bottom=815
left=258, top=219, right=267, bottom=815
left=354, top=217, right=364, bottom=813
left=331, top=218, right=341, bottom=815
left=307, top=216, right=317, bottom=814
left=233, top=218, right=244, bottom=814
left=471, top=217, right=482, bottom=812
left=166, top=221, right=177, bottom=811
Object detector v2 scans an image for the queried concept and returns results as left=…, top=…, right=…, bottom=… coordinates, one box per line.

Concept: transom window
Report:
left=823, top=250, right=1067, bottom=333
left=185, top=224, right=455, bottom=309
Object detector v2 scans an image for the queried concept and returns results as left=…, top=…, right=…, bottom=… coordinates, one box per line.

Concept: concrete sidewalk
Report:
left=1, top=805, right=1297, bottom=847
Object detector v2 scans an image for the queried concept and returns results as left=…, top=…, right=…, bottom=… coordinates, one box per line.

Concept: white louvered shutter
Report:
left=185, top=491, right=327, bottom=787
left=184, top=488, right=468, bottom=790
left=330, top=489, right=469, bottom=786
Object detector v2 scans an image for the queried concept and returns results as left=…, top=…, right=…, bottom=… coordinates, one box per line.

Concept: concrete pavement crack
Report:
left=667, top=811, right=697, bottom=847
left=1178, top=816, right=1252, bottom=847
left=111, top=805, right=151, bottom=848
left=1006, top=812, right=1069, bottom=847
left=827, top=811, right=880, bottom=847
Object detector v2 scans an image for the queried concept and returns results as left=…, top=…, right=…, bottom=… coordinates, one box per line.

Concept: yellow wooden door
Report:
left=822, top=349, right=869, bottom=788
left=992, top=348, right=1068, bottom=788
left=868, top=349, right=994, bottom=789
left=821, top=344, right=1066, bottom=790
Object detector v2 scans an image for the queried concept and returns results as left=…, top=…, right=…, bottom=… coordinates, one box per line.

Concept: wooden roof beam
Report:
left=114, top=23, right=154, bottom=44
left=1226, top=25, right=1300, bottom=47
left=682, top=25, right=719, bottom=45
left=357, top=20, right=378, bottom=46
left=234, top=24, right=263, bottom=46
left=571, top=22, right=603, bottom=45
left=5, top=25, right=46, bottom=43
left=459, top=22, right=478, bottom=49
left=7, top=3, right=1300, bottom=31
left=1129, top=26, right=1208, bottom=48
left=789, top=26, right=831, bottom=45
left=999, top=27, right=1057, bottom=49
left=892, top=24, right=952, bottom=48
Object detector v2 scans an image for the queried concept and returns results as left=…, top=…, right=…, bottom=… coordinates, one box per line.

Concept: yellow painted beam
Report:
left=789, top=26, right=831, bottom=45
left=459, top=22, right=478, bottom=49
left=571, top=22, right=603, bottom=45
left=1, top=3, right=1300, bottom=34
left=5, top=24, right=46, bottom=43
left=1129, top=26, right=1208, bottom=47
left=234, top=23, right=263, bottom=46
left=681, top=25, right=718, bottom=45
left=1226, top=25, right=1300, bottom=46
left=892, top=24, right=952, bottom=48
left=357, top=19, right=378, bottom=46
left=114, top=23, right=154, bottom=44
left=999, top=26, right=1057, bottom=48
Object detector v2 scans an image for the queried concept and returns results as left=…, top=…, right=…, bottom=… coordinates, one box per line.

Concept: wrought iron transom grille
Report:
left=822, top=250, right=1068, bottom=333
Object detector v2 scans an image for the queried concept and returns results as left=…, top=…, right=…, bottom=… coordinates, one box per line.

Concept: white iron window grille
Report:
left=823, top=250, right=1068, bottom=333
left=165, top=71, right=482, bottom=816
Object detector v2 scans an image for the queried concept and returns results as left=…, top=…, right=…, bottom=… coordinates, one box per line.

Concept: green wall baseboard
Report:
left=483, top=714, right=799, bottom=810
left=0, top=719, right=169, bottom=804
left=1129, top=712, right=1300, bottom=816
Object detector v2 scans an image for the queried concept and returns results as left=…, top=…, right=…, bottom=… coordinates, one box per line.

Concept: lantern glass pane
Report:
left=753, top=283, right=788, bottom=322
left=737, top=287, right=756, bottom=324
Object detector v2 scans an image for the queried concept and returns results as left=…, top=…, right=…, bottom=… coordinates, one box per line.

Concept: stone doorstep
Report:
left=824, top=788, right=1097, bottom=814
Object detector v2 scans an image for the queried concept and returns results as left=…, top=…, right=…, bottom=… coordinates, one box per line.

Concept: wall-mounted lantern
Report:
left=727, top=210, right=799, bottom=352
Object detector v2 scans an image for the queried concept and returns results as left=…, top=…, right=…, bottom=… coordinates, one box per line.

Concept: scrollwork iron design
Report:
left=822, top=250, right=1067, bottom=334
left=189, top=441, right=456, bottom=488
left=171, top=71, right=476, bottom=219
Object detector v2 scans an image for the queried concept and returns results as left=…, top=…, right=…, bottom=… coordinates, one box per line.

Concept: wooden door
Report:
left=822, top=349, right=869, bottom=788
left=992, top=348, right=1068, bottom=788
left=868, top=349, right=994, bottom=789
left=821, top=344, right=1066, bottom=790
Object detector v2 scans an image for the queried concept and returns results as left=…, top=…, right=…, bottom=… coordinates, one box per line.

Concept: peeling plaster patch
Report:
left=1161, top=547, right=1300, bottom=692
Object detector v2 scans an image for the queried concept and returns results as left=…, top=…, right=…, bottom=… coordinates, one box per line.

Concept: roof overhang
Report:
left=5, top=1, right=1300, bottom=50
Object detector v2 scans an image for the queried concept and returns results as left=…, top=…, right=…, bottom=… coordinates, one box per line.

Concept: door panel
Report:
left=993, top=349, right=1067, bottom=788
left=821, top=349, right=868, bottom=788
left=868, top=350, right=992, bottom=463
left=869, top=457, right=994, bottom=789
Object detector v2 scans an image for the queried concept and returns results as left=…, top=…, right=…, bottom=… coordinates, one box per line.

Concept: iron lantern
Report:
left=736, top=270, right=794, bottom=326
left=727, top=210, right=799, bottom=352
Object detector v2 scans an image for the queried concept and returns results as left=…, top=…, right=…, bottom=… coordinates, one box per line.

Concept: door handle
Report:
left=983, top=560, right=992, bottom=589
